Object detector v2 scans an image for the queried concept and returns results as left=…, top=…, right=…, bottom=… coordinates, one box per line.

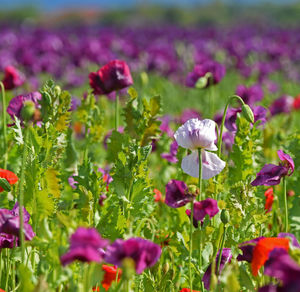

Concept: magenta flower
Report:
left=161, top=141, right=178, bottom=164
left=89, top=60, right=133, bottom=95
left=186, top=198, right=219, bottom=227
left=202, top=248, right=232, bottom=290
left=269, top=95, right=293, bottom=116
left=186, top=60, right=226, bottom=88
left=7, top=92, right=42, bottom=122
left=60, top=227, right=108, bottom=266
left=251, top=150, right=294, bottom=186
left=0, top=203, right=35, bottom=242
left=165, top=179, right=193, bottom=208
left=104, top=238, right=161, bottom=274
left=236, top=84, right=264, bottom=106
left=2, top=65, right=25, bottom=90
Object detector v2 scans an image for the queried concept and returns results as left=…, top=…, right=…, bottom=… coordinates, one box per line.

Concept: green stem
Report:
left=189, top=200, right=194, bottom=291
left=283, top=176, right=288, bottom=232
left=115, top=91, right=119, bottom=130
left=18, top=126, right=29, bottom=263
left=217, top=224, right=227, bottom=276
left=217, top=95, right=245, bottom=157
left=0, top=82, right=7, bottom=169
left=197, top=148, right=203, bottom=201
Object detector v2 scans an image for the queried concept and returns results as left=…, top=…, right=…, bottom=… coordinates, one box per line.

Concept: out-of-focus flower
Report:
left=293, top=94, right=300, bottom=110
left=159, top=116, right=173, bottom=137
left=161, top=141, right=178, bottom=164
left=0, top=169, right=18, bottom=192
left=236, top=84, right=264, bottom=105
left=251, top=150, right=294, bottom=186
left=2, top=65, right=25, bottom=90
left=104, top=237, right=161, bottom=274
left=165, top=180, right=193, bottom=208
left=202, top=248, right=232, bottom=290
left=251, top=237, right=289, bottom=276
left=7, top=92, right=41, bottom=123
left=68, top=176, right=78, bottom=189
left=99, top=194, right=107, bottom=206
left=92, top=265, right=122, bottom=291
left=237, top=237, right=265, bottom=262
left=174, top=119, right=225, bottom=179
left=269, top=95, right=293, bottom=116
left=98, top=167, right=113, bottom=192
left=89, top=60, right=133, bottom=95
left=178, top=109, right=202, bottom=124
left=0, top=203, right=35, bottom=244
left=186, top=60, right=226, bottom=88
left=278, top=233, right=300, bottom=248
left=60, top=227, right=108, bottom=266
left=179, top=289, right=201, bottom=292
left=153, top=189, right=164, bottom=203
left=186, top=198, right=219, bottom=228
left=264, top=188, right=274, bottom=213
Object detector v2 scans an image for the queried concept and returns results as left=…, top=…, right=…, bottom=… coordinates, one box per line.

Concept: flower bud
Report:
left=241, top=104, right=254, bottom=124
left=221, top=209, right=230, bottom=225
left=163, top=262, right=170, bottom=274
left=21, top=101, right=36, bottom=121
left=54, top=85, right=61, bottom=96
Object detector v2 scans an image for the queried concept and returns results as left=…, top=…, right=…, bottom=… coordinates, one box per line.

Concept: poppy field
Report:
left=0, top=21, right=300, bottom=292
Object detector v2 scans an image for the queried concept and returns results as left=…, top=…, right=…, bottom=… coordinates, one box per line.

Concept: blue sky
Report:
left=1, top=0, right=298, bottom=11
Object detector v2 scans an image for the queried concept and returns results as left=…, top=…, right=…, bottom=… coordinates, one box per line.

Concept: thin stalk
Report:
left=189, top=200, right=194, bottom=291
left=0, top=82, right=7, bottom=169
left=5, top=249, right=10, bottom=291
left=217, top=224, right=227, bottom=276
left=115, top=91, right=119, bottom=130
left=18, top=126, right=29, bottom=263
left=283, top=176, right=288, bottom=232
left=217, top=95, right=245, bottom=157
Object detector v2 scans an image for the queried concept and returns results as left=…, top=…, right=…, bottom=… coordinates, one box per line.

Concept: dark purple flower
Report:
left=237, top=237, right=265, bottom=262
left=89, top=60, right=133, bottom=95
left=278, top=233, right=300, bottom=248
left=161, top=141, right=178, bottom=164
left=269, top=95, right=293, bottom=116
left=186, top=198, right=219, bottom=228
left=0, top=202, right=35, bottom=242
left=236, top=84, right=264, bottom=106
left=165, top=180, right=193, bottom=208
left=60, top=227, right=108, bottom=266
left=222, top=132, right=235, bottom=151
left=202, top=248, right=232, bottom=290
left=186, top=60, right=226, bottom=88
left=251, top=150, right=294, bottom=186
left=104, top=237, right=161, bottom=274
left=7, top=92, right=42, bottom=122
left=2, top=65, right=25, bottom=90
left=0, top=233, right=15, bottom=249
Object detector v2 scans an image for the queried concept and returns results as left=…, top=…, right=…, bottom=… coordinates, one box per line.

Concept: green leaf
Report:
left=45, top=168, right=61, bottom=199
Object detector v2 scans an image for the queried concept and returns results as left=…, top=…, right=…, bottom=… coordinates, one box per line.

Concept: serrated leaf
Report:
left=45, top=168, right=61, bottom=198
left=12, top=117, right=24, bottom=145
left=36, top=190, right=55, bottom=219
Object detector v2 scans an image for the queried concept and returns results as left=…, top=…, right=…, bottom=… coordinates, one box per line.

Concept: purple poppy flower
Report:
left=222, top=132, right=235, bottom=151
left=60, top=227, right=108, bottom=266
left=159, top=116, right=173, bottom=137
left=161, top=141, right=178, bottom=164
left=186, top=198, right=219, bottom=228
left=165, top=180, right=194, bottom=208
left=236, top=84, right=264, bottom=105
left=178, top=109, right=202, bottom=124
left=0, top=202, right=35, bottom=241
left=186, top=60, right=226, bottom=88
left=202, top=248, right=232, bottom=290
left=237, top=237, right=265, bottom=262
left=269, top=95, right=293, bottom=116
left=89, top=60, right=133, bottom=95
left=262, top=248, right=300, bottom=291
left=7, top=92, right=42, bottom=122
left=104, top=237, right=161, bottom=274
left=2, top=65, right=25, bottom=90
left=251, top=150, right=294, bottom=186
left=278, top=233, right=300, bottom=248
left=0, top=233, right=15, bottom=249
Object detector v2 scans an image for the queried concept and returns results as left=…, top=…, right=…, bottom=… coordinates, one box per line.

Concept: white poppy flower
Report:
left=174, top=118, right=226, bottom=179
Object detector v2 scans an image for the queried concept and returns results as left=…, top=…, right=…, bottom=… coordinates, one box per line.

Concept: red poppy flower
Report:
left=2, top=66, right=25, bottom=90
left=0, top=289, right=6, bottom=292
left=154, top=188, right=164, bottom=203
left=251, top=237, right=289, bottom=276
left=264, top=188, right=274, bottom=213
left=293, top=94, right=300, bottom=110
left=179, top=289, right=201, bottom=292
left=93, top=265, right=122, bottom=291
left=0, top=169, right=18, bottom=192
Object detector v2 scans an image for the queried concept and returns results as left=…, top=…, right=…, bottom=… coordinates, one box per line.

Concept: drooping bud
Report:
left=241, top=104, right=254, bottom=124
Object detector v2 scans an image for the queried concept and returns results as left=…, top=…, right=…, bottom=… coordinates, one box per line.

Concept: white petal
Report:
left=181, top=150, right=226, bottom=179
left=202, top=151, right=226, bottom=180
left=174, top=118, right=217, bottom=150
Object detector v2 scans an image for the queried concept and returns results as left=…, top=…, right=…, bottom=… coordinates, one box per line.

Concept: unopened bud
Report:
left=54, top=85, right=61, bottom=96
left=21, top=101, right=36, bottom=121
left=241, top=104, right=254, bottom=124
left=163, top=262, right=170, bottom=274
left=221, top=209, right=230, bottom=225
